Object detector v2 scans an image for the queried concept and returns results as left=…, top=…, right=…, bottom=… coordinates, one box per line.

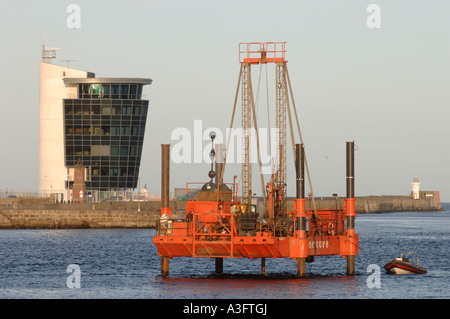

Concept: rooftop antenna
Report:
left=61, top=56, right=77, bottom=68
left=41, top=36, right=59, bottom=63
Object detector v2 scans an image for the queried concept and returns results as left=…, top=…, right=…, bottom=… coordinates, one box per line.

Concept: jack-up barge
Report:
left=153, top=42, right=359, bottom=277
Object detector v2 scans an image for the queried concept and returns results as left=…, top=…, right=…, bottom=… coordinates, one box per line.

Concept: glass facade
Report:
left=63, top=82, right=149, bottom=193
left=78, top=83, right=144, bottom=100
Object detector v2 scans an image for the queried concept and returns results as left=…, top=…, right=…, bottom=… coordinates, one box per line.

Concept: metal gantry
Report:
left=222, top=42, right=291, bottom=216
left=275, top=62, right=287, bottom=216
left=241, top=63, right=253, bottom=208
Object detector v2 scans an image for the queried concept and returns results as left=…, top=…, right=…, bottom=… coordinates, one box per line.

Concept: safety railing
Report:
left=307, top=210, right=345, bottom=236
left=192, top=211, right=235, bottom=257
left=192, top=212, right=234, bottom=241
left=156, top=217, right=190, bottom=236
left=239, top=42, right=287, bottom=64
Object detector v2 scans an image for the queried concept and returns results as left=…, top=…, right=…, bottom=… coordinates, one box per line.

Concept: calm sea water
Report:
left=0, top=203, right=449, bottom=299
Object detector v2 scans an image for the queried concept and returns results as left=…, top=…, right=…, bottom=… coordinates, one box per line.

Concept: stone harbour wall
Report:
left=0, top=198, right=185, bottom=229
left=284, top=195, right=441, bottom=214
left=0, top=209, right=186, bottom=229
left=0, top=195, right=442, bottom=229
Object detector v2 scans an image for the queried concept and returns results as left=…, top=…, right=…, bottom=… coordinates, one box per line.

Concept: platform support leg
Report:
left=261, top=258, right=266, bottom=275
left=297, top=258, right=306, bottom=277
left=346, top=141, right=356, bottom=276
left=347, top=255, right=355, bottom=275
left=215, top=258, right=223, bottom=274
left=161, top=257, right=169, bottom=276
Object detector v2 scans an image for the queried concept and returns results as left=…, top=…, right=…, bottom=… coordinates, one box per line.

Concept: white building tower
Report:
left=39, top=41, right=152, bottom=202
left=412, top=176, right=420, bottom=199
left=39, top=42, right=90, bottom=197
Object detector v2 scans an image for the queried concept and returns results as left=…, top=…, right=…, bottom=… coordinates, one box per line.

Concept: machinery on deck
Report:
left=153, top=42, right=359, bottom=277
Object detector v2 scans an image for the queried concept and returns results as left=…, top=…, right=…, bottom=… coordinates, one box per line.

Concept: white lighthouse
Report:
left=412, top=176, right=420, bottom=199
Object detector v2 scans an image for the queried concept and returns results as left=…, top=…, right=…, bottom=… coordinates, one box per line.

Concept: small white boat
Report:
left=384, top=252, right=427, bottom=275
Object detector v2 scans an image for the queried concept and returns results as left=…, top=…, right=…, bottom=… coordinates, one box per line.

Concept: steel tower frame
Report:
left=241, top=63, right=253, bottom=207
left=222, top=42, right=317, bottom=217
left=275, top=62, right=287, bottom=215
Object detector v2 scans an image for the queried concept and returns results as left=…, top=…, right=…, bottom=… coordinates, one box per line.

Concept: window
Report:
left=122, top=106, right=132, bottom=115
left=110, top=168, right=119, bottom=176
left=66, top=126, right=74, bottom=135
left=120, top=147, right=128, bottom=156
left=92, top=105, right=101, bottom=114
left=91, top=145, right=110, bottom=156
left=75, top=146, right=83, bottom=156
left=92, top=167, right=100, bottom=176
left=120, top=85, right=129, bottom=99
left=79, top=84, right=90, bottom=98
left=102, top=84, right=111, bottom=98
left=74, top=105, right=82, bottom=115
left=83, top=146, right=91, bottom=155
left=102, top=106, right=112, bottom=115
left=111, top=85, right=120, bottom=98
left=111, top=127, right=120, bottom=135
left=111, top=146, right=119, bottom=155
left=65, top=104, right=73, bottom=114
left=102, top=126, right=110, bottom=135
left=130, top=85, right=137, bottom=99
left=90, top=84, right=102, bottom=94
left=121, top=126, right=130, bottom=135
left=66, top=146, right=75, bottom=156
left=112, top=105, right=121, bottom=115
left=93, top=126, right=103, bottom=135
left=82, top=105, right=90, bottom=114
left=101, top=168, right=109, bottom=176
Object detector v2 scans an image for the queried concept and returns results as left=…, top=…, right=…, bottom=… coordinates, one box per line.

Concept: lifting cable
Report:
left=285, top=67, right=319, bottom=223
left=249, top=65, right=268, bottom=216
left=265, top=64, right=272, bottom=167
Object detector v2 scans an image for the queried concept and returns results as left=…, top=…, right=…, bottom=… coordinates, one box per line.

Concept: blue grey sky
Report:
left=1, top=1, right=449, bottom=200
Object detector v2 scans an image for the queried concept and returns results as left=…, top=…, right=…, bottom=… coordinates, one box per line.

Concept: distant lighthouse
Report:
left=412, top=176, right=420, bottom=199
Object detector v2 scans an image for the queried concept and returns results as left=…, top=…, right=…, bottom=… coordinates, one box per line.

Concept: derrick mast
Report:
left=236, top=42, right=288, bottom=215
left=241, top=63, right=253, bottom=208
left=275, top=62, right=287, bottom=216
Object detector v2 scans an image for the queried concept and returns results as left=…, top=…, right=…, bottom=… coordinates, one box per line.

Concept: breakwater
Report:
left=285, top=195, right=442, bottom=214
left=0, top=195, right=442, bottom=229
left=0, top=198, right=184, bottom=229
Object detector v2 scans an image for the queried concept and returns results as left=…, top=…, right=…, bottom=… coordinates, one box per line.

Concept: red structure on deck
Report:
left=153, top=43, right=359, bottom=277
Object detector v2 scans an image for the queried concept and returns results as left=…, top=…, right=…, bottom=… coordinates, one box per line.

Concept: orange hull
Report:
left=153, top=200, right=359, bottom=260
left=154, top=233, right=359, bottom=259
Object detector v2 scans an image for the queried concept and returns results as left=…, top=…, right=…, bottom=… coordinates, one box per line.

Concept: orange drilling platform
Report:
left=153, top=42, right=359, bottom=277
